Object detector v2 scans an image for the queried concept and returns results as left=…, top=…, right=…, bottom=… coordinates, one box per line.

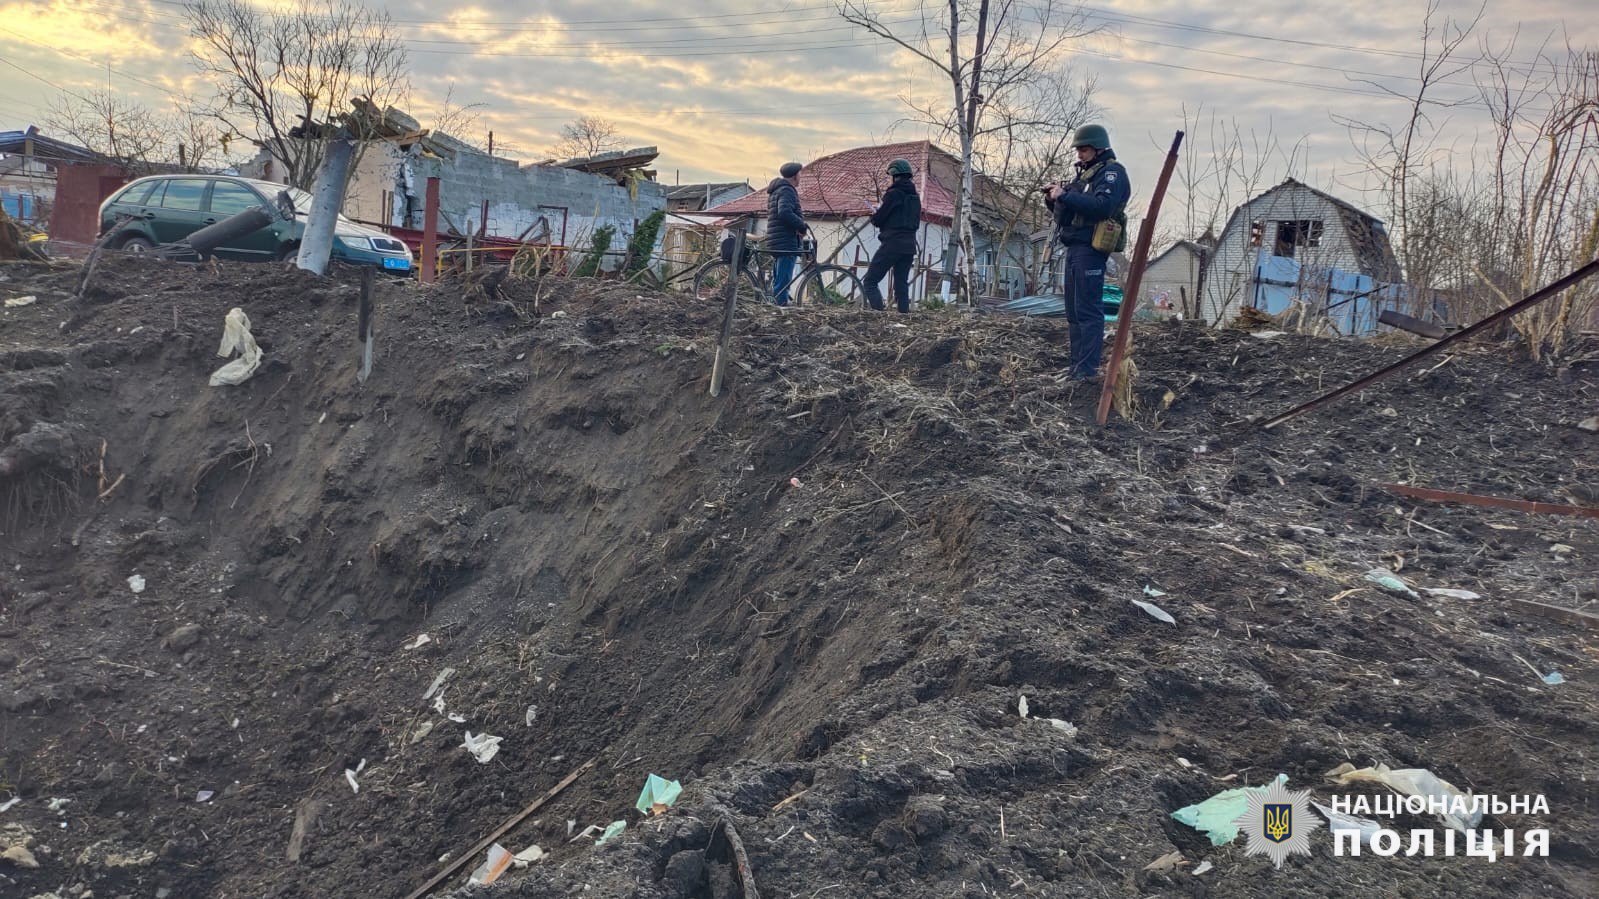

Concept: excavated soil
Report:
left=0, top=255, right=1596, bottom=899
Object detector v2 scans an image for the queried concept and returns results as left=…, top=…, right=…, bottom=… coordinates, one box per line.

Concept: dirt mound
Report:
left=1, top=256, right=1595, bottom=898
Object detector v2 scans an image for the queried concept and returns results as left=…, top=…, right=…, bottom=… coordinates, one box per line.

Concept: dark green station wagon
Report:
left=99, top=174, right=413, bottom=272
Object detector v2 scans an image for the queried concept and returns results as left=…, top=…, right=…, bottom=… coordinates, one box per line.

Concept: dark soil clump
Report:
left=1, top=255, right=1595, bottom=898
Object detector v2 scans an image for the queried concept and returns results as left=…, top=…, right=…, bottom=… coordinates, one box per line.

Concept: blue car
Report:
left=98, top=174, right=413, bottom=272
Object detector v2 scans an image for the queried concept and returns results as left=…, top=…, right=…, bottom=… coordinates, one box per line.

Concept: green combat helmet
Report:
left=1071, top=124, right=1111, bottom=150
left=886, top=158, right=913, bottom=177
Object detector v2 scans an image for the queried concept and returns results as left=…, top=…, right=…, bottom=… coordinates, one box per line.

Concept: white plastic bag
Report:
left=462, top=731, right=503, bottom=764
left=210, top=308, right=262, bottom=386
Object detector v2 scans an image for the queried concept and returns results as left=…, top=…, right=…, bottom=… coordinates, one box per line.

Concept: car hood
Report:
left=331, top=219, right=387, bottom=240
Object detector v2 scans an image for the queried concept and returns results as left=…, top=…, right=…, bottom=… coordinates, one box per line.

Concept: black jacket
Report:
left=764, top=178, right=807, bottom=253
left=870, top=177, right=921, bottom=253
left=1045, top=150, right=1130, bottom=248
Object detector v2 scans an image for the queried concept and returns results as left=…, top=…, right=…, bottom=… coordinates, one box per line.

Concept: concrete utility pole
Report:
left=296, top=132, right=356, bottom=275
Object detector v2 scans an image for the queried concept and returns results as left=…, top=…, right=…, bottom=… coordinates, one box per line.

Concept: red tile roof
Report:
left=707, top=140, right=960, bottom=224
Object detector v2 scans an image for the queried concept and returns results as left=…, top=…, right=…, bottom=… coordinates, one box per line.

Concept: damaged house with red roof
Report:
left=676, top=140, right=1042, bottom=303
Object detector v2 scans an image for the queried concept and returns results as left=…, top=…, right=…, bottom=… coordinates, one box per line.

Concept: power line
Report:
left=145, top=0, right=935, bottom=30
left=0, top=25, right=181, bottom=98
left=0, top=57, right=91, bottom=103
left=1069, top=3, right=1589, bottom=76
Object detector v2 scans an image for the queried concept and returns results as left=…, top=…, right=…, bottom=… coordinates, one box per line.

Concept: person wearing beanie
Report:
left=765, top=161, right=808, bottom=306
left=1044, top=124, right=1130, bottom=381
left=862, top=158, right=922, bottom=313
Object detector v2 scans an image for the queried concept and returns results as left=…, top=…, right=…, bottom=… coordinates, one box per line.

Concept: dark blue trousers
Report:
left=771, top=253, right=798, bottom=306
left=1063, top=245, right=1108, bottom=379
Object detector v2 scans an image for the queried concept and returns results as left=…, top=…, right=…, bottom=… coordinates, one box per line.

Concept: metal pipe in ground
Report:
left=710, top=227, right=748, bottom=397
left=1096, top=130, right=1184, bottom=426
left=420, top=177, right=440, bottom=284
left=296, top=135, right=356, bottom=276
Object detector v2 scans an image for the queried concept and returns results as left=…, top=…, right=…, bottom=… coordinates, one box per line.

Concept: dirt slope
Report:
left=0, top=256, right=1595, bottom=899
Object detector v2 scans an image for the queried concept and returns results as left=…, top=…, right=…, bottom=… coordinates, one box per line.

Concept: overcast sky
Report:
left=1, top=0, right=1592, bottom=233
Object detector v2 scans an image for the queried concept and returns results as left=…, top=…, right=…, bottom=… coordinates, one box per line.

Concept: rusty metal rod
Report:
left=710, top=226, right=748, bottom=397
left=1506, top=598, right=1599, bottom=631
left=1261, top=257, right=1599, bottom=430
left=1097, top=130, right=1184, bottom=426
left=403, top=757, right=597, bottom=899
left=1379, top=483, right=1599, bottom=519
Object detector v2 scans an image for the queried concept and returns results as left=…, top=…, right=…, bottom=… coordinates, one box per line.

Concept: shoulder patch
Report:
left=1104, top=173, right=1117, bottom=182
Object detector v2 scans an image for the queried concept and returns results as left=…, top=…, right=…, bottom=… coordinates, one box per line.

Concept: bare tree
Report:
left=975, top=65, right=1100, bottom=295
left=1336, top=1, right=1484, bottom=300
left=46, top=90, right=229, bottom=174
left=1341, top=3, right=1598, bottom=357
left=551, top=116, right=623, bottom=159
left=429, top=84, right=488, bottom=148
left=185, top=0, right=410, bottom=190
left=840, top=0, right=1096, bottom=300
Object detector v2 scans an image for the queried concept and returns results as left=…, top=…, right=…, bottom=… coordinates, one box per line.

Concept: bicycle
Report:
left=690, top=234, right=866, bottom=309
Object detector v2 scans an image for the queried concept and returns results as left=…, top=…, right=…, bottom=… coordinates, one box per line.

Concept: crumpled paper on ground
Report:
left=1326, top=762, right=1482, bottom=832
left=210, top=308, right=262, bottom=386
left=635, top=774, right=683, bottom=815
left=1171, top=774, right=1287, bottom=845
left=462, top=731, right=503, bottom=764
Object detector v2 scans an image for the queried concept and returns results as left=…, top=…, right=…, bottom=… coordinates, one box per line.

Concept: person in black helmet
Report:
left=862, top=158, right=922, bottom=313
left=1044, top=124, right=1130, bottom=381
left=765, top=161, right=808, bottom=306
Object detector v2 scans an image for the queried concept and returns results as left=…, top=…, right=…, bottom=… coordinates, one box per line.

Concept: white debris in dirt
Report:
left=462, top=732, right=503, bottom=764
left=0, top=797, right=19, bottom=813
left=1017, top=694, right=1029, bottom=719
left=1423, top=587, right=1482, bottom=600
left=403, top=634, right=432, bottom=651
left=422, top=667, right=455, bottom=701
left=195, top=791, right=214, bottom=803
left=127, top=575, right=146, bottom=594
left=344, top=759, right=366, bottom=794
left=1046, top=719, right=1077, bottom=737
left=512, top=844, right=546, bottom=867
left=1193, top=860, right=1214, bottom=875
left=525, top=705, right=538, bottom=727
left=1, top=845, right=39, bottom=868
left=1577, top=416, right=1598, bottom=433
left=46, top=798, right=71, bottom=814
left=3, top=295, right=38, bottom=308
left=1131, top=598, right=1176, bottom=624
left=447, top=713, right=466, bottom=724
left=410, top=721, right=435, bottom=744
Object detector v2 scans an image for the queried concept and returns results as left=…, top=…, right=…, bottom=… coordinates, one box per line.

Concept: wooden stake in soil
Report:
left=708, top=816, right=761, bottom=899
left=710, top=226, right=748, bottom=397
left=1379, top=483, right=1599, bottom=519
left=402, top=756, right=597, bottom=899
left=1097, top=130, right=1184, bottom=426
left=357, top=266, right=375, bottom=383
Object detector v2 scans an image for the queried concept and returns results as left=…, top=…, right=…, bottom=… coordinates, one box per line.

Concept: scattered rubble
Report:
left=0, top=256, right=1594, bottom=897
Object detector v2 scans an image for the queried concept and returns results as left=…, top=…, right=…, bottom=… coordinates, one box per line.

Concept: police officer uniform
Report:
left=863, top=158, right=922, bottom=313
left=1045, top=124, right=1131, bottom=380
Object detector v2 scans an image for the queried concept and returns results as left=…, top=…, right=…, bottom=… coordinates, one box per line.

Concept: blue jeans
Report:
left=1063, top=245, right=1107, bottom=378
left=771, top=253, right=797, bottom=306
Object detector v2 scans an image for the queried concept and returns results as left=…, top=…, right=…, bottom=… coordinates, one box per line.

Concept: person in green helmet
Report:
left=862, top=157, right=922, bottom=313
left=1044, top=123, right=1130, bottom=381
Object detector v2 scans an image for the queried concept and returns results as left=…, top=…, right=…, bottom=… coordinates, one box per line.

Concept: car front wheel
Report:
left=119, top=235, right=155, bottom=254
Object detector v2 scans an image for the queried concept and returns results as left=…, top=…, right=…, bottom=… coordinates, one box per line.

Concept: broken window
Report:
left=1273, top=220, right=1324, bottom=258
left=1249, top=220, right=1264, bottom=247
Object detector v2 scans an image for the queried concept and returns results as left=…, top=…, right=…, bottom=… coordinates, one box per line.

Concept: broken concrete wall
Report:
left=343, top=142, right=666, bottom=266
